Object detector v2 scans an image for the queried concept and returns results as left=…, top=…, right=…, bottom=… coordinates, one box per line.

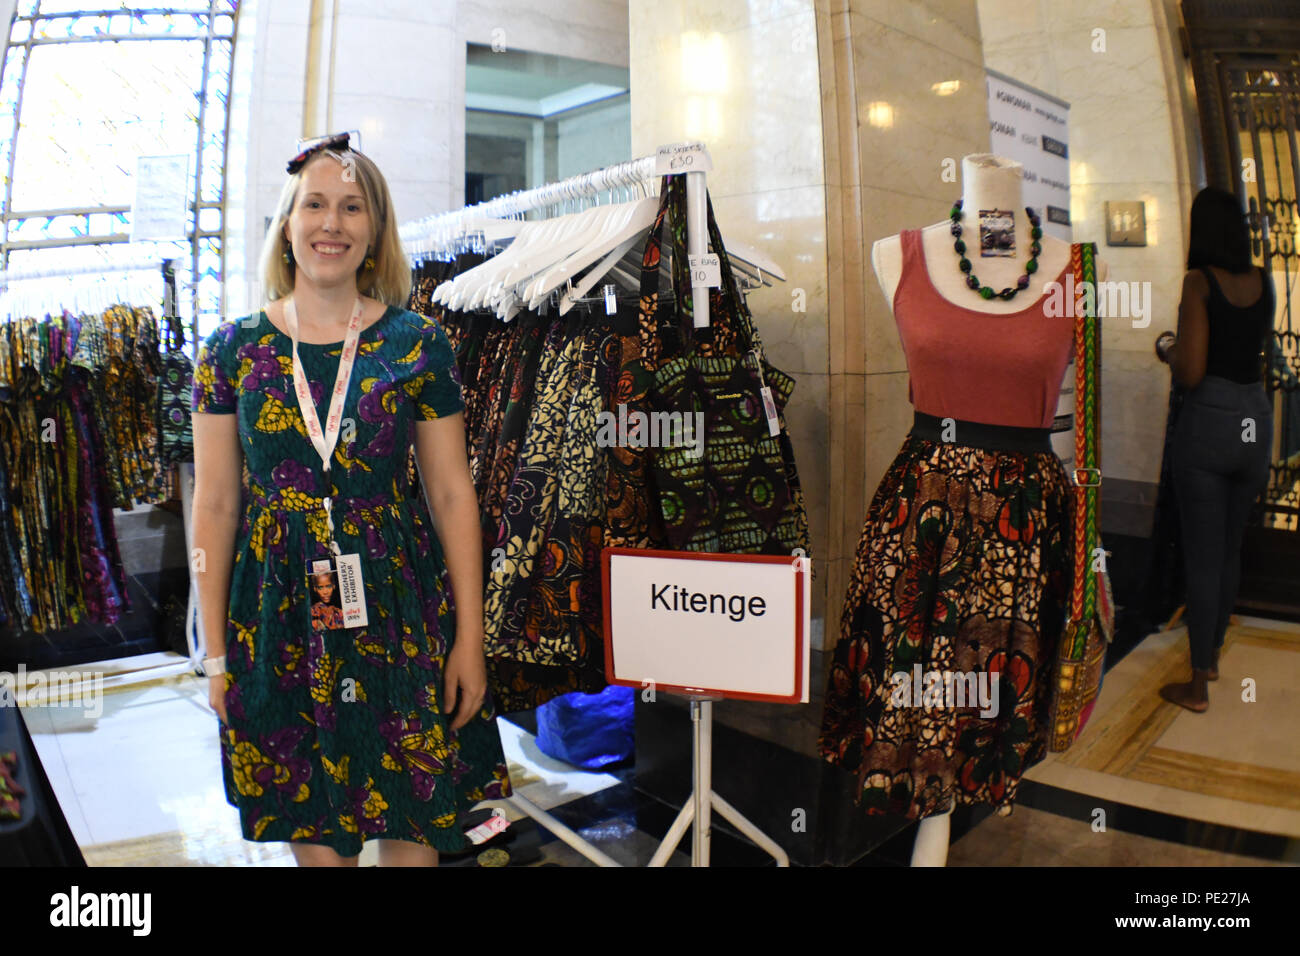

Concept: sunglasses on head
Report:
left=286, top=131, right=357, bottom=175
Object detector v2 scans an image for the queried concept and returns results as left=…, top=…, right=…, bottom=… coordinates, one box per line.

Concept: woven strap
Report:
left=1066, top=242, right=1100, bottom=657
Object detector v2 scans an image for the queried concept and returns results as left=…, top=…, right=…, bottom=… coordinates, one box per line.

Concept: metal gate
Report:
left=1226, top=57, right=1299, bottom=531
left=1184, top=1, right=1300, bottom=612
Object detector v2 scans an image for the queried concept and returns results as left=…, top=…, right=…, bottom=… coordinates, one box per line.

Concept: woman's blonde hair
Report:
left=259, top=149, right=410, bottom=307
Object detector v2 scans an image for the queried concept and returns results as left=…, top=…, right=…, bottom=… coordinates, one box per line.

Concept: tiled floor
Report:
left=948, top=804, right=1289, bottom=867
left=17, top=653, right=659, bottom=866
left=1026, top=615, right=1300, bottom=838
left=12, top=620, right=1300, bottom=866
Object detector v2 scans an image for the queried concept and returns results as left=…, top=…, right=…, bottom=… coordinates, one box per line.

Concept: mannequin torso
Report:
left=858, top=155, right=1102, bottom=865
left=872, top=154, right=1107, bottom=312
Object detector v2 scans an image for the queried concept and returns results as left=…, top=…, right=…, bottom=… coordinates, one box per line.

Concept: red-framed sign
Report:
left=601, top=546, right=810, bottom=704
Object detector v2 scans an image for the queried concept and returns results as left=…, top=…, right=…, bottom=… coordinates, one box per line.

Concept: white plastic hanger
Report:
left=443, top=211, right=575, bottom=310
left=535, top=196, right=659, bottom=310
left=556, top=233, right=644, bottom=315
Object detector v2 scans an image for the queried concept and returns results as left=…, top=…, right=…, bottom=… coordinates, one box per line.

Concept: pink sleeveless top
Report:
left=892, top=229, right=1075, bottom=429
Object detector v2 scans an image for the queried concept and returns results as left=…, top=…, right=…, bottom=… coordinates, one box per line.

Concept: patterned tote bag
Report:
left=157, top=314, right=194, bottom=465
left=647, top=176, right=809, bottom=556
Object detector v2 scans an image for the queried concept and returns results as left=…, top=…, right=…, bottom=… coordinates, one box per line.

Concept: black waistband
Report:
left=909, top=411, right=1054, bottom=454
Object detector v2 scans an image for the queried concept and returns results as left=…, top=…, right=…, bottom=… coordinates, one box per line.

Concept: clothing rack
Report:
left=0, top=256, right=172, bottom=287
left=0, top=256, right=197, bottom=690
left=0, top=257, right=179, bottom=326
left=400, top=147, right=724, bottom=866
left=401, top=143, right=715, bottom=328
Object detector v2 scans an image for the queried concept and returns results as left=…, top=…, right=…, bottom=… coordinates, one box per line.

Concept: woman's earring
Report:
left=363, top=252, right=376, bottom=271
left=283, top=245, right=294, bottom=266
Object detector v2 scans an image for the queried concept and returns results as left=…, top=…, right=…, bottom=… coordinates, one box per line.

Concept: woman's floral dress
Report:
left=192, top=305, right=511, bottom=856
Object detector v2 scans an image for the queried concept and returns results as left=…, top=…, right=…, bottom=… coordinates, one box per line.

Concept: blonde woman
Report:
left=191, top=133, right=510, bottom=866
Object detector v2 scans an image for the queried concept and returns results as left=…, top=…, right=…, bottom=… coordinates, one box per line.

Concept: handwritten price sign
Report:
left=655, top=142, right=714, bottom=175
left=688, top=254, right=721, bottom=288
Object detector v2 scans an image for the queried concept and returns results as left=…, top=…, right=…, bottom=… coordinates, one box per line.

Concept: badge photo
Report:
left=306, top=560, right=345, bottom=632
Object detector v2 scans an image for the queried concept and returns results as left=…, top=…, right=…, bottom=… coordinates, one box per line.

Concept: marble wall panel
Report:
left=331, top=16, right=457, bottom=104
left=632, top=6, right=823, bottom=199
left=711, top=185, right=830, bottom=377
left=460, top=0, right=629, bottom=66
left=632, top=0, right=831, bottom=629
left=237, top=0, right=632, bottom=292
left=848, top=15, right=992, bottom=204
left=978, top=0, right=1201, bottom=504
left=268, top=0, right=311, bottom=25
left=336, top=0, right=455, bottom=23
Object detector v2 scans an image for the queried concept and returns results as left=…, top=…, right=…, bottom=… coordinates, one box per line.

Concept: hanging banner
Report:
left=986, top=69, right=1071, bottom=243
left=132, top=154, right=190, bottom=242
left=602, top=548, right=811, bottom=704
left=987, top=69, right=1075, bottom=464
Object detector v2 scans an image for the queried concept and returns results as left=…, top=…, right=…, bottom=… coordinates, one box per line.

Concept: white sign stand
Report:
left=647, top=695, right=790, bottom=867
left=603, top=547, right=809, bottom=867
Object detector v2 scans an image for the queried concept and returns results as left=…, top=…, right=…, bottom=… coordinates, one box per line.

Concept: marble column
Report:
left=977, top=0, right=1204, bottom=534
left=628, top=0, right=993, bottom=865
left=232, top=0, right=630, bottom=308
left=820, top=0, right=991, bottom=648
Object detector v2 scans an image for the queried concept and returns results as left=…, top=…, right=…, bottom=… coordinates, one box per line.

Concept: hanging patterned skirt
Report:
left=818, top=413, right=1073, bottom=819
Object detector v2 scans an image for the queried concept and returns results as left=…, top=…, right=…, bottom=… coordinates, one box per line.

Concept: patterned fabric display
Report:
left=407, top=176, right=809, bottom=710
left=0, top=307, right=158, bottom=634
left=818, top=437, right=1073, bottom=817
left=482, top=327, right=584, bottom=662
left=648, top=177, right=809, bottom=555
left=157, top=314, right=194, bottom=464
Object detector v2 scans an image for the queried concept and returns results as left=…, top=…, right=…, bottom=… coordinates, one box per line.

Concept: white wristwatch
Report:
left=201, top=655, right=227, bottom=677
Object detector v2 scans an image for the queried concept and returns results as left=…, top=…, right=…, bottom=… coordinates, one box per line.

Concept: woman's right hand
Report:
left=208, top=674, right=228, bottom=724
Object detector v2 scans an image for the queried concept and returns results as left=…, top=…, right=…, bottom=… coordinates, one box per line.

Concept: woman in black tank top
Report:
left=1154, top=186, right=1274, bottom=712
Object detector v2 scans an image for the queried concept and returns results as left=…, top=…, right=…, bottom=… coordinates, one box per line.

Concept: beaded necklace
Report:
left=950, top=200, right=1043, bottom=301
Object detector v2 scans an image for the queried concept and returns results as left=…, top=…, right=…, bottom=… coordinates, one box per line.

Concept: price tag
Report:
left=655, top=142, right=714, bottom=175
left=760, top=386, right=781, bottom=437
left=603, top=283, right=617, bottom=315
left=465, top=809, right=511, bottom=845
left=688, top=253, right=721, bottom=288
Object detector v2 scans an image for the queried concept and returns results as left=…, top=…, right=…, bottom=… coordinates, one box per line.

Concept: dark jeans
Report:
left=1172, top=375, right=1272, bottom=670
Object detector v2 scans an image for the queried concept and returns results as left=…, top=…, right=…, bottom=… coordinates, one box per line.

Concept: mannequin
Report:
left=853, top=154, right=1105, bottom=867
left=874, top=154, right=1107, bottom=310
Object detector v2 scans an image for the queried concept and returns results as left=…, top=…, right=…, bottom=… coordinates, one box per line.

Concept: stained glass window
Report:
left=0, top=1, right=238, bottom=337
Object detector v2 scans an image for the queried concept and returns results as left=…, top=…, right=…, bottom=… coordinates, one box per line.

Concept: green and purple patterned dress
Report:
left=192, top=305, right=511, bottom=856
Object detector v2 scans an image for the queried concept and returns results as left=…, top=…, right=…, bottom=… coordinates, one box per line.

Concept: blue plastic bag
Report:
left=535, top=686, right=634, bottom=770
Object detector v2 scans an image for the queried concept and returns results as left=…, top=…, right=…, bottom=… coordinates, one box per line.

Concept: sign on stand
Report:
left=601, top=547, right=811, bottom=704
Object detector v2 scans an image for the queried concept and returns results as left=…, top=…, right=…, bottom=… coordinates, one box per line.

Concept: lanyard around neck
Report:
left=283, top=296, right=365, bottom=474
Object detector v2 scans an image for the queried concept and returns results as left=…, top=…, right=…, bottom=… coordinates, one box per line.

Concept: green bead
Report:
left=1031, top=226, right=1043, bottom=239
left=979, top=286, right=994, bottom=300
left=950, top=205, right=962, bottom=220
left=959, top=258, right=972, bottom=273
left=954, top=239, right=966, bottom=254
left=1026, top=260, right=1038, bottom=274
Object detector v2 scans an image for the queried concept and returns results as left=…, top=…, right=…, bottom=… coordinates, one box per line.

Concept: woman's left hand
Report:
left=443, top=631, right=488, bottom=732
left=1155, top=331, right=1177, bottom=364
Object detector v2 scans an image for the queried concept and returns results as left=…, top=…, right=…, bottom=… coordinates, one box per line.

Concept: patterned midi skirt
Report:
left=818, top=427, right=1073, bottom=819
